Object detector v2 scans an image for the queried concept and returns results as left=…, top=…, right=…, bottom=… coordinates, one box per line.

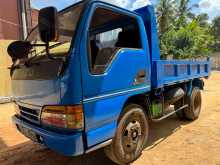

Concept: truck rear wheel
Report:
left=175, top=87, right=202, bottom=121
left=184, top=87, right=202, bottom=120
left=104, top=104, right=149, bottom=165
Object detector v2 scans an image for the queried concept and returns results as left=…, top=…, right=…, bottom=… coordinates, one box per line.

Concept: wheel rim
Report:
left=122, top=120, right=142, bottom=153
left=118, top=110, right=147, bottom=162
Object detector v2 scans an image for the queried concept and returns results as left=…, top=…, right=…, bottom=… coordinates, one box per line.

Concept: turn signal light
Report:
left=41, top=105, right=84, bottom=130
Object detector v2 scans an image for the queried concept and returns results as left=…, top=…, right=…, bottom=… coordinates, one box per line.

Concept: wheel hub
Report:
left=132, top=130, right=138, bottom=139
left=123, top=121, right=142, bottom=152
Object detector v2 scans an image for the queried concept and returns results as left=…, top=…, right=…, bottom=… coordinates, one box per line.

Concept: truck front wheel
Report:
left=104, top=104, right=149, bottom=165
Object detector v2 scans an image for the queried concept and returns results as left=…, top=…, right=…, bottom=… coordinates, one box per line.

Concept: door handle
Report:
left=133, top=70, right=147, bottom=85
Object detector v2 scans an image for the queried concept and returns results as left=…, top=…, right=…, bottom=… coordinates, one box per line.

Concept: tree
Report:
left=160, top=21, right=213, bottom=59
left=156, top=0, right=176, bottom=35
left=176, top=0, right=198, bottom=28
left=211, top=16, right=220, bottom=51
left=159, top=29, right=175, bottom=58
left=157, top=0, right=213, bottom=59
left=196, top=13, right=209, bottom=28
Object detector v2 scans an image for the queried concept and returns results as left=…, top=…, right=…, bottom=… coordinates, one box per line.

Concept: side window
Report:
left=88, top=7, right=142, bottom=74
left=96, top=28, right=122, bottom=49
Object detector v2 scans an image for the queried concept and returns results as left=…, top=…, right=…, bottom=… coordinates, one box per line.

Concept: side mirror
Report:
left=7, top=41, right=32, bottom=61
left=38, top=7, right=59, bottom=43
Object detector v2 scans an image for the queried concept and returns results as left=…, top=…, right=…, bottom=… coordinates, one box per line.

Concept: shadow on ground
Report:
left=0, top=115, right=190, bottom=165
left=0, top=138, right=7, bottom=150
left=146, top=115, right=190, bottom=150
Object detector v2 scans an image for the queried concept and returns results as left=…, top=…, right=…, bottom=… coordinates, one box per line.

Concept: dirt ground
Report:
left=1, top=72, right=220, bottom=165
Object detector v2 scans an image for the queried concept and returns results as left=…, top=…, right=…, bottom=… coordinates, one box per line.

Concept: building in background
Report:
left=31, top=8, right=39, bottom=27
left=0, top=0, right=39, bottom=98
left=0, top=0, right=38, bottom=40
left=0, top=0, right=22, bottom=40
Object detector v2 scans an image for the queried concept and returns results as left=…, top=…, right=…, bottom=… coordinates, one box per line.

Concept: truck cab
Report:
left=9, top=1, right=210, bottom=164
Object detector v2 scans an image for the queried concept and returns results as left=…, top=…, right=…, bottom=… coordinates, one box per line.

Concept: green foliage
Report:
left=156, top=0, right=176, bottom=34
left=196, top=13, right=209, bottom=27
left=157, top=0, right=215, bottom=59
left=160, top=21, right=213, bottom=59
left=211, top=16, right=220, bottom=51
left=176, top=0, right=198, bottom=29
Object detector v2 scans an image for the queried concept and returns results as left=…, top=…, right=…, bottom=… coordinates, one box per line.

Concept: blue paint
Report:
left=12, top=116, right=84, bottom=156
left=11, top=0, right=211, bottom=157
left=152, top=60, right=210, bottom=88
left=135, top=5, right=161, bottom=61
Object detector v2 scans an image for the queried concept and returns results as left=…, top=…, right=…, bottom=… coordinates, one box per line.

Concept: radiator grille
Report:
left=19, top=106, right=40, bottom=124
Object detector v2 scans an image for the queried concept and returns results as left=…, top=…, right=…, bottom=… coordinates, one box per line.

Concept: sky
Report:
left=31, top=0, right=220, bottom=21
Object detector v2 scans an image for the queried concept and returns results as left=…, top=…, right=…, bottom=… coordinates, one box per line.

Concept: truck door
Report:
left=79, top=3, right=151, bottom=148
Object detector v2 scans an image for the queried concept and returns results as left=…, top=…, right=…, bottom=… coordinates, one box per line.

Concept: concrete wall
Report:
left=0, top=40, right=12, bottom=96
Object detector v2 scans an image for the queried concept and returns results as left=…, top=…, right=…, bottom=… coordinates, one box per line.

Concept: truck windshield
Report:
left=26, top=2, right=84, bottom=57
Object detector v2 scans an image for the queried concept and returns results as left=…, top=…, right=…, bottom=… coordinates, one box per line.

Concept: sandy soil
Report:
left=1, top=72, right=220, bottom=165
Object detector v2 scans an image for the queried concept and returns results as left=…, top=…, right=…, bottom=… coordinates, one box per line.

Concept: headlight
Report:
left=41, top=105, right=84, bottom=130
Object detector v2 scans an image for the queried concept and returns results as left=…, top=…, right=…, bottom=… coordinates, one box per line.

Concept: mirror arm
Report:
left=31, top=43, right=55, bottom=60
left=31, top=43, right=46, bottom=47
left=45, top=42, right=55, bottom=60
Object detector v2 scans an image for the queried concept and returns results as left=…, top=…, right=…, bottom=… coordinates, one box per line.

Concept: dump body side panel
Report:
left=135, top=5, right=211, bottom=88
left=152, top=59, right=211, bottom=88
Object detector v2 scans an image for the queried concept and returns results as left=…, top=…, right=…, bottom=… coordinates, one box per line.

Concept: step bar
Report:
left=152, top=104, right=188, bottom=122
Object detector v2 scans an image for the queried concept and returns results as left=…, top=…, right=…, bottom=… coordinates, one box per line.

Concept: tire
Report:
left=104, top=104, right=149, bottom=165
left=174, top=99, right=186, bottom=120
left=175, top=87, right=202, bottom=121
left=184, top=87, right=202, bottom=120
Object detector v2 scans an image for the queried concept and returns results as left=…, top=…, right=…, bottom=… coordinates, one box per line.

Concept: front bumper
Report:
left=12, top=115, right=84, bottom=156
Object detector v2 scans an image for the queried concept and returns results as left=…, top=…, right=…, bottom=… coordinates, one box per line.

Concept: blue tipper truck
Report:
left=8, top=0, right=210, bottom=164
